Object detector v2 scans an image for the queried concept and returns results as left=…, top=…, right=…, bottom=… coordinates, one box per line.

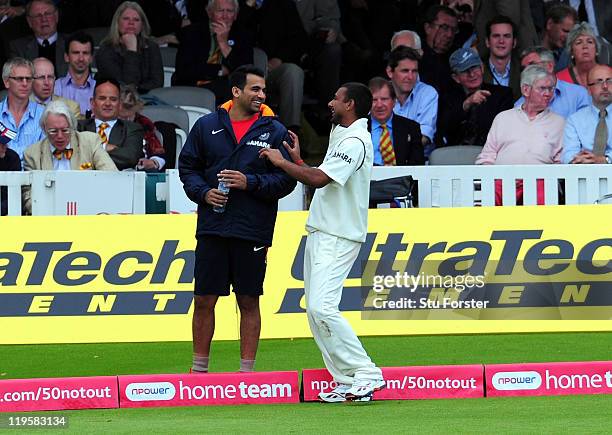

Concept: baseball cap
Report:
left=449, top=47, right=482, bottom=73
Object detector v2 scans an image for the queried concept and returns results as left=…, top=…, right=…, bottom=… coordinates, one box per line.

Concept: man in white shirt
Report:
left=260, top=82, right=385, bottom=403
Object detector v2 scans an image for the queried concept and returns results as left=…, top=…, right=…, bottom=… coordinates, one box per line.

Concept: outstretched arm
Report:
left=259, top=130, right=331, bottom=188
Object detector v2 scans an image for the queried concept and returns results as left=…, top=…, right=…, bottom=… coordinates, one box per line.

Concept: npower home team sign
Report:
left=0, top=206, right=611, bottom=344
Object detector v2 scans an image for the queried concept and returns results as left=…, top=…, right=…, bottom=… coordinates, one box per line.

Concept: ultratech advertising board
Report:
left=0, top=206, right=611, bottom=344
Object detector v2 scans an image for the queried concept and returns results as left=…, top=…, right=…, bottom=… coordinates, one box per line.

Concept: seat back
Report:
left=160, top=46, right=177, bottom=87
left=141, top=105, right=190, bottom=134
left=253, top=47, right=268, bottom=78
left=175, top=128, right=187, bottom=166
left=148, top=86, right=216, bottom=112
left=429, top=145, right=483, bottom=165
left=81, top=27, right=109, bottom=49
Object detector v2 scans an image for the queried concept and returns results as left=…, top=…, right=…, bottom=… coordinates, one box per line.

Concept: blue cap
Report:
left=449, top=47, right=482, bottom=73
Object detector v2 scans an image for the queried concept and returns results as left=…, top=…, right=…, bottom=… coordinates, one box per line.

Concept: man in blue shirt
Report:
left=562, top=64, right=611, bottom=164
left=0, top=57, right=44, bottom=161
left=515, top=46, right=590, bottom=119
left=386, top=46, right=438, bottom=154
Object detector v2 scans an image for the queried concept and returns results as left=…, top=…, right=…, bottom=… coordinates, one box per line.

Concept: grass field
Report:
left=2, top=332, right=612, bottom=433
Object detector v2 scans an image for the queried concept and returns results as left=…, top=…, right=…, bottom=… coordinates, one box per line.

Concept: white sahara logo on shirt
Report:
left=246, top=132, right=272, bottom=147
left=331, top=151, right=353, bottom=164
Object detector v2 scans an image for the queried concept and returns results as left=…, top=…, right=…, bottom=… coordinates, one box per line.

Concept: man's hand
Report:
left=0, top=6, right=25, bottom=17
left=105, top=143, right=118, bottom=152
left=0, top=143, right=7, bottom=159
left=462, top=90, right=491, bottom=111
left=219, top=169, right=247, bottom=190
left=205, top=188, right=228, bottom=207
left=570, top=150, right=606, bottom=164
left=259, top=148, right=286, bottom=167
left=327, top=29, right=338, bottom=44
left=211, top=20, right=230, bottom=45
left=137, top=158, right=158, bottom=170
left=283, top=130, right=302, bottom=163
left=121, top=33, right=138, bottom=51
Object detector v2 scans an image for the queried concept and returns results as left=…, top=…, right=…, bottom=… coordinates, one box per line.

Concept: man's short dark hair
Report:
left=388, top=46, right=421, bottom=70
left=26, top=0, right=56, bottom=16
left=424, top=4, right=456, bottom=24
left=368, top=77, right=395, bottom=100
left=342, top=82, right=372, bottom=119
left=93, top=77, right=121, bottom=96
left=486, top=15, right=517, bottom=39
left=229, top=65, right=265, bottom=90
left=64, top=31, right=94, bottom=54
left=545, top=3, right=578, bottom=24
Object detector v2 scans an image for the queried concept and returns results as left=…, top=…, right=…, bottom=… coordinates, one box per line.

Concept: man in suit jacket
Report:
left=31, top=57, right=80, bottom=119
left=8, top=0, right=67, bottom=76
left=367, top=77, right=424, bottom=166
left=174, top=0, right=253, bottom=103
left=474, top=0, right=538, bottom=57
left=481, top=15, right=522, bottom=100
left=77, top=78, right=144, bottom=170
left=437, top=47, right=514, bottom=147
left=556, top=0, right=611, bottom=45
left=23, top=100, right=117, bottom=212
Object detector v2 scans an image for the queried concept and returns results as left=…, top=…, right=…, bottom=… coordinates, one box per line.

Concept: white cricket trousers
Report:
left=304, top=230, right=383, bottom=385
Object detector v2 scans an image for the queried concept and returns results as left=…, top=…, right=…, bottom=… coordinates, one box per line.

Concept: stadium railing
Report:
left=370, top=164, right=612, bottom=207
left=156, top=169, right=306, bottom=213
left=0, top=171, right=31, bottom=215
left=1, top=165, right=610, bottom=216
left=1, top=170, right=146, bottom=216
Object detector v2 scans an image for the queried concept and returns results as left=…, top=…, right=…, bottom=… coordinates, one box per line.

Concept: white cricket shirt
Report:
left=306, top=118, right=374, bottom=243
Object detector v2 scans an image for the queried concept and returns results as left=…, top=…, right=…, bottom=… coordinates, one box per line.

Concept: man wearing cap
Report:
left=436, top=47, right=513, bottom=147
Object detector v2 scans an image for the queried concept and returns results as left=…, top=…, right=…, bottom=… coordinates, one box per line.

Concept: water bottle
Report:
left=213, top=180, right=230, bottom=213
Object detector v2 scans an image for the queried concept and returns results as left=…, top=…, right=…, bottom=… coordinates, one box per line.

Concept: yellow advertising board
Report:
left=1, top=205, right=611, bottom=344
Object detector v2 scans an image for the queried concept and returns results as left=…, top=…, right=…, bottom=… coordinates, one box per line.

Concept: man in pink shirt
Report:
left=476, top=64, right=565, bottom=205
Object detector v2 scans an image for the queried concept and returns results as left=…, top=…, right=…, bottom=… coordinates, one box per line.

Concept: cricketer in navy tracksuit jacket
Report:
left=178, top=101, right=297, bottom=246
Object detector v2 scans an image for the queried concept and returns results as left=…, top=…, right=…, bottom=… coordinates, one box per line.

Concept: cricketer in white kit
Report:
left=260, top=82, right=385, bottom=402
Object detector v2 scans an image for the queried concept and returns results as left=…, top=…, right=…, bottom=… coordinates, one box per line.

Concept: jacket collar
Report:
left=219, top=100, right=276, bottom=117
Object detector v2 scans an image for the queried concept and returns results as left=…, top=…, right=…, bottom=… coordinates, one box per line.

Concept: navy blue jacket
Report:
left=178, top=106, right=296, bottom=246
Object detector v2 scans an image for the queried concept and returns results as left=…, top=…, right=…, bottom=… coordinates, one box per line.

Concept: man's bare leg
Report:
left=192, top=294, right=219, bottom=372
left=236, top=295, right=261, bottom=371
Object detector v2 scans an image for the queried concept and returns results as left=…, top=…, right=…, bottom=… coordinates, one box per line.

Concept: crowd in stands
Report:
left=0, top=0, right=611, bottom=215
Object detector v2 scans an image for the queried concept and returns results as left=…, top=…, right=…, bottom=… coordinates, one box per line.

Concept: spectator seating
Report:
left=82, top=27, right=110, bottom=50
left=147, top=86, right=215, bottom=131
left=429, top=145, right=484, bottom=165
left=160, top=45, right=177, bottom=88
left=253, top=47, right=268, bottom=78
left=141, top=105, right=189, bottom=133
left=141, top=105, right=189, bottom=166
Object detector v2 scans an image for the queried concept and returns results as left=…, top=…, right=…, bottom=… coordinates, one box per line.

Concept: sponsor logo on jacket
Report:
left=246, top=140, right=271, bottom=148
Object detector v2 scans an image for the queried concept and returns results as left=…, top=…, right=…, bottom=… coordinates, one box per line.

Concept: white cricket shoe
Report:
left=345, top=378, right=386, bottom=400
left=318, top=383, right=351, bottom=403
